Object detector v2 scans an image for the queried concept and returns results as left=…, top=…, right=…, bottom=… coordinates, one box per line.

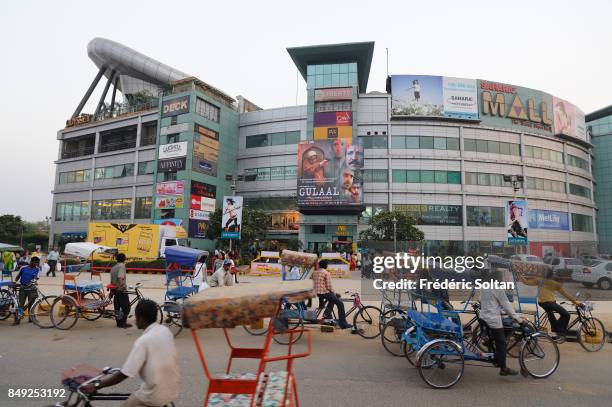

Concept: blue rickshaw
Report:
left=161, top=246, right=205, bottom=337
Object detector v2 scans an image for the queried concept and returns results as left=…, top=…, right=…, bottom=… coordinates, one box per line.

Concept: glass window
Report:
left=487, top=140, right=499, bottom=154
left=361, top=136, right=387, bottom=149
left=420, top=170, right=434, bottom=183
left=464, top=139, right=477, bottom=152
left=524, top=145, right=533, bottom=157
left=434, top=137, right=446, bottom=150
left=476, top=139, right=488, bottom=153
left=465, top=172, right=477, bottom=185
left=246, top=134, right=268, bottom=148
left=391, top=136, right=405, bottom=149
left=134, top=197, right=152, bottom=219
left=285, top=166, right=297, bottom=179
left=467, top=206, right=505, bottom=227
left=509, top=143, right=520, bottom=156
left=141, top=123, right=157, bottom=147
left=195, top=98, right=220, bottom=123
left=489, top=174, right=502, bottom=186
left=446, top=138, right=459, bottom=150
left=137, top=161, right=155, bottom=175
left=419, top=136, right=434, bottom=149
left=364, top=169, right=388, bottom=183
left=392, top=170, right=406, bottom=183
left=270, top=133, right=286, bottom=146
left=569, top=183, right=591, bottom=198
left=499, top=142, right=511, bottom=155
left=434, top=171, right=447, bottom=183
left=270, top=166, right=285, bottom=180
left=406, top=170, right=420, bottom=183
left=572, top=213, right=593, bottom=232
left=477, top=173, right=489, bottom=185
left=285, top=131, right=300, bottom=145
left=257, top=167, right=271, bottom=181
left=447, top=171, right=461, bottom=184
left=406, top=136, right=419, bottom=149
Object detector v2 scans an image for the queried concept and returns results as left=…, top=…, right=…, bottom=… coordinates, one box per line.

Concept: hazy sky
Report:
left=1, top=0, right=611, bottom=221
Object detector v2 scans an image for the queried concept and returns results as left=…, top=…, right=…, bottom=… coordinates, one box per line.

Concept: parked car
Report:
left=550, top=257, right=584, bottom=280
left=598, top=254, right=612, bottom=260
left=580, top=254, right=602, bottom=266
left=571, top=260, right=612, bottom=289
left=510, top=254, right=544, bottom=264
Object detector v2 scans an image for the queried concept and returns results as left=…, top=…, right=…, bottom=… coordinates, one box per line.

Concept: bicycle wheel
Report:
left=353, top=305, right=382, bottom=339
left=519, top=333, right=559, bottom=378
left=243, top=318, right=270, bottom=336
left=577, top=317, right=606, bottom=352
left=160, top=301, right=183, bottom=337
left=273, top=303, right=304, bottom=345
left=51, top=295, right=79, bottom=330
left=30, top=295, right=58, bottom=328
left=0, top=289, right=13, bottom=320
left=507, top=321, right=536, bottom=358
left=381, top=316, right=407, bottom=356
left=81, top=292, right=104, bottom=321
left=380, top=308, right=407, bottom=333
left=417, top=340, right=464, bottom=389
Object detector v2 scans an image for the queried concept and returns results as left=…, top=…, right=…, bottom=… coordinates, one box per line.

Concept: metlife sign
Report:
left=158, top=142, right=187, bottom=159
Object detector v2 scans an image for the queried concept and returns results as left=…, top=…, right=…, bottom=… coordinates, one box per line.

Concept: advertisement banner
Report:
left=158, top=142, right=188, bottom=159
left=87, top=223, right=160, bottom=262
left=160, top=122, right=190, bottom=136
left=193, top=136, right=220, bottom=151
left=189, top=209, right=210, bottom=220
left=313, top=126, right=353, bottom=141
left=193, top=143, right=219, bottom=160
left=221, top=196, right=243, bottom=239
left=297, top=140, right=363, bottom=208
left=153, top=218, right=184, bottom=227
left=189, top=195, right=216, bottom=212
left=507, top=200, right=528, bottom=244
left=190, top=181, right=216, bottom=199
left=390, top=75, right=478, bottom=120
left=192, top=157, right=217, bottom=176
left=528, top=209, right=569, bottom=231
left=161, top=95, right=190, bottom=117
left=313, top=111, right=353, bottom=127
left=155, top=181, right=185, bottom=196
left=195, top=124, right=219, bottom=140
left=188, top=219, right=209, bottom=239
left=314, top=87, right=352, bottom=102
left=418, top=205, right=462, bottom=226
left=157, top=157, right=186, bottom=172
left=478, top=80, right=553, bottom=136
left=155, top=196, right=184, bottom=209
left=552, top=96, right=587, bottom=142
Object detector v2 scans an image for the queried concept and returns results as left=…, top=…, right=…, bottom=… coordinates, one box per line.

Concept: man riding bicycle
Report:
left=81, top=300, right=179, bottom=406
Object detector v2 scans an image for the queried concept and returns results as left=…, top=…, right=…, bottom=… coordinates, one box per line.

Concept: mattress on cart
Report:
left=408, top=310, right=461, bottom=334
left=64, top=280, right=103, bottom=292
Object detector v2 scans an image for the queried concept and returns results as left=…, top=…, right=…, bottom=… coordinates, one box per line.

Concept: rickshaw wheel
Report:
left=577, top=317, right=606, bottom=352
left=353, top=305, right=382, bottom=339
left=272, top=303, right=304, bottom=345
left=160, top=301, right=183, bottom=337
left=381, top=316, right=408, bottom=357
left=29, top=295, right=58, bottom=329
left=0, top=289, right=13, bottom=320
left=81, top=292, right=104, bottom=321
left=519, top=332, right=559, bottom=378
left=50, top=295, right=79, bottom=330
left=417, top=339, right=464, bottom=389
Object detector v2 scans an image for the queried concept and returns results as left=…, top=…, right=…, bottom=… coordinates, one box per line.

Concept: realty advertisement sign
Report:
left=390, top=75, right=478, bottom=120
left=507, top=200, right=528, bottom=244
left=297, top=140, right=363, bottom=208
left=221, top=196, right=243, bottom=239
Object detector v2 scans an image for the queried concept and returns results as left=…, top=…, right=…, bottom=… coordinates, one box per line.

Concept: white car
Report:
left=510, top=254, right=544, bottom=264
left=571, top=260, right=612, bottom=290
left=550, top=257, right=584, bottom=280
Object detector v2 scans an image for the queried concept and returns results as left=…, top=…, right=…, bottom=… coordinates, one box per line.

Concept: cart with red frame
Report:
left=182, top=280, right=314, bottom=406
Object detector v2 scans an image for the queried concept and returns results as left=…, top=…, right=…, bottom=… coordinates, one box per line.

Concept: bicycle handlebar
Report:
left=75, top=367, right=122, bottom=398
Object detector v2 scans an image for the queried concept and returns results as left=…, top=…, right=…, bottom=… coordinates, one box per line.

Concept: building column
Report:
left=459, top=126, right=466, bottom=250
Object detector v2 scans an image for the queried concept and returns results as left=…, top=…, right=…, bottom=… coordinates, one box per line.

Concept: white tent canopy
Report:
left=64, top=242, right=117, bottom=259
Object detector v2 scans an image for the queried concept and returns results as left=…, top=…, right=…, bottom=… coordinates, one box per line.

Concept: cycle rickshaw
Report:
left=183, top=279, right=314, bottom=406
left=160, top=246, right=204, bottom=337
left=50, top=243, right=119, bottom=330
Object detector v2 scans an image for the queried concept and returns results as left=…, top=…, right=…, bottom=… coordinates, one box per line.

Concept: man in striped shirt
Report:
left=312, top=260, right=351, bottom=329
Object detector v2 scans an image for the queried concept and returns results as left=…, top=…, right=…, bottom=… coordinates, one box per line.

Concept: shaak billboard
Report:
left=221, top=196, right=243, bottom=239
left=297, top=139, right=363, bottom=208
left=507, top=200, right=528, bottom=245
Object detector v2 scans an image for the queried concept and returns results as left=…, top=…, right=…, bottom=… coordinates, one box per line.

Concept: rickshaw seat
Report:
left=166, top=286, right=197, bottom=299
left=408, top=310, right=462, bottom=335
left=207, top=371, right=293, bottom=407
left=518, top=296, right=538, bottom=304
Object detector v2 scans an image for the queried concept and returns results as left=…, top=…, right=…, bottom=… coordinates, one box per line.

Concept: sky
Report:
left=1, top=0, right=611, bottom=221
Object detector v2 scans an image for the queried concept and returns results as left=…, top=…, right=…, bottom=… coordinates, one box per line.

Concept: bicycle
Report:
left=48, top=366, right=175, bottom=407
left=29, top=284, right=59, bottom=328
left=536, top=297, right=606, bottom=352
left=0, top=282, right=24, bottom=325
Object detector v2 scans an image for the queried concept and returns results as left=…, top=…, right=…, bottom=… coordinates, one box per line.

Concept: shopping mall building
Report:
left=50, top=38, right=597, bottom=256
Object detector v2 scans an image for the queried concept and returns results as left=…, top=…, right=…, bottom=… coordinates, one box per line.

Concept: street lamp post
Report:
left=392, top=216, right=398, bottom=253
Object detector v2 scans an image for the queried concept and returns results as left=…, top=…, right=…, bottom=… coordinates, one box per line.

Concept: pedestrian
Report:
left=2, top=251, right=15, bottom=272
left=80, top=299, right=180, bottom=407
left=226, top=251, right=238, bottom=283
left=193, top=254, right=208, bottom=292
left=109, top=253, right=131, bottom=328
left=349, top=253, right=356, bottom=272
left=213, top=252, right=224, bottom=273
left=14, top=256, right=41, bottom=325
left=209, top=260, right=235, bottom=287
left=312, top=260, right=352, bottom=329
left=46, top=246, right=60, bottom=277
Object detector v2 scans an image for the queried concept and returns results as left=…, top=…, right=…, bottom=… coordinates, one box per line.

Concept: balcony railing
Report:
left=61, top=147, right=95, bottom=159
left=93, top=100, right=158, bottom=123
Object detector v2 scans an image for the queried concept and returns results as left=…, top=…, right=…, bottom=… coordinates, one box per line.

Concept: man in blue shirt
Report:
left=14, top=256, right=40, bottom=325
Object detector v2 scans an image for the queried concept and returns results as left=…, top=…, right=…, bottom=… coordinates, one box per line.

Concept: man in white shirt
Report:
left=209, top=260, right=235, bottom=287
left=82, top=300, right=179, bottom=406
left=193, top=254, right=208, bottom=292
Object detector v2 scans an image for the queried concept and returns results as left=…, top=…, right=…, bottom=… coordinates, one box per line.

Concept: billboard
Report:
left=159, top=142, right=188, bottom=159
left=528, top=209, right=569, bottom=231
left=161, top=95, right=190, bottom=117
left=193, top=124, right=219, bottom=176
left=313, top=126, right=353, bottom=141
left=221, top=196, right=243, bottom=239
left=188, top=219, right=209, bottom=239
left=155, top=181, right=185, bottom=196
left=507, top=200, right=528, bottom=244
left=190, top=181, right=216, bottom=199
left=314, top=87, right=352, bottom=102
left=153, top=218, right=184, bottom=227
left=189, top=209, right=209, bottom=220
left=314, top=111, right=353, bottom=127
left=87, top=223, right=159, bottom=262
left=157, top=157, right=186, bottom=172
left=390, top=75, right=478, bottom=120
left=297, top=139, right=363, bottom=208
left=155, top=196, right=184, bottom=209
left=189, top=195, right=216, bottom=212
left=552, top=96, right=587, bottom=142
left=478, top=80, right=553, bottom=136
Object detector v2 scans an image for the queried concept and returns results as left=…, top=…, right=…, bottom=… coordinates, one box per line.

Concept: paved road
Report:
left=1, top=274, right=611, bottom=406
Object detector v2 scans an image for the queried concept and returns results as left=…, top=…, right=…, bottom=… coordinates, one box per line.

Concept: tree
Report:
left=0, top=215, right=23, bottom=243
left=359, top=210, right=424, bottom=242
left=205, top=207, right=270, bottom=261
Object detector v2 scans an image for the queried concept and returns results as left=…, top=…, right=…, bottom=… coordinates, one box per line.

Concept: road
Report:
left=1, top=274, right=611, bottom=406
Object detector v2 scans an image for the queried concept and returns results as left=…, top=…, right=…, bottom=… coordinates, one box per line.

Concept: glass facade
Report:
left=591, top=113, right=612, bottom=242
left=306, top=63, right=358, bottom=89
left=91, top=198, right=132, bottom=220
left=58, top=169, right=91, bottom=184
left=524, top=145, right=563, bottom=162
left=392, top=136, right=459, bottom=150
left=246, top=131, right=300, bottom=148
left=464, top=139, right=520, bottom=156
left=392, top=170, right=460, bottom=184
left=94, top=163, right=135, bottom=180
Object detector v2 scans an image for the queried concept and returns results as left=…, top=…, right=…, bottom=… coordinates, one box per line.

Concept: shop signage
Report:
left=189, top=195, right=216, bottom=212
left=159, top=141, right=187, bottom=159
left=314, top=87, right=353, bottom=102
left=336, top=225, right=348, bottom=236
left=313, top=126, right=352, bottom=140
left=160, top=122, right=190, bottom=136
left=192, top=157, right=217, bottom=175
left=188, top=219, right=209, bottom=239
left=313, top=111, right=353, bottom=127
left=155, top=180, right=185, bottom=196
left=157, top=157, right=186, bottom=172
left=195, top=123, right=219, bottom=140
left=66, top=114, right=92, bottom=128
left=189, top=209, right=209, bottom=220
left=161, top=96, right=190, bottom=117
left=155, top=196, right=184, bottom=209
left=190, top=181, right=216, bottom=199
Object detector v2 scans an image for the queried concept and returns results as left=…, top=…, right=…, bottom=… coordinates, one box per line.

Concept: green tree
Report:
left=205, top=207, right=270, bottom=261
left=0, top=215, right=24, bottom=244
left=359, top=210, right=424, bottom=242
